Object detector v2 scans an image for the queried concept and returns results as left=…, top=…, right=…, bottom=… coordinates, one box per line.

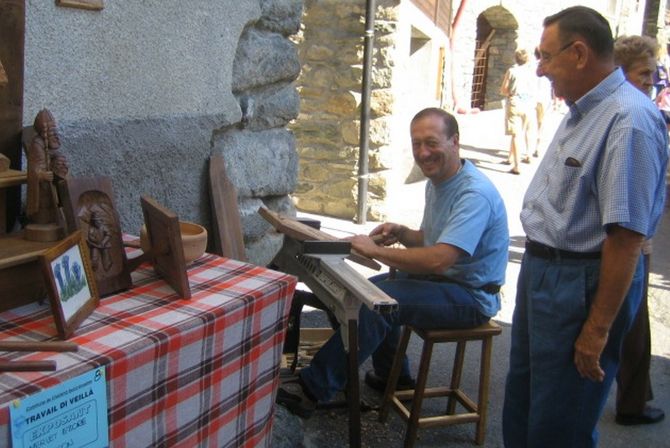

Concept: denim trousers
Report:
left=502, top=253, right=643, bottom=448
left=300, top=272, right=490, bottom=402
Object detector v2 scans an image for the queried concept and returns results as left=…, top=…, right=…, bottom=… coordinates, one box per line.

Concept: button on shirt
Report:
left=522, top=68, right=669, bottom=252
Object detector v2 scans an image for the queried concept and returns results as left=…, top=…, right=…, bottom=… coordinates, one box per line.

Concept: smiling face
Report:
left=624, top=55, right=656, bottom=95
left=410, top=113, right=460, bottom=185
left=536, top=23, right=579, bottom=102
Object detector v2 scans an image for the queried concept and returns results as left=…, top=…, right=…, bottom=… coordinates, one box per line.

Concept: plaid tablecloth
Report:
left=0, top=253, right=297, bottom=448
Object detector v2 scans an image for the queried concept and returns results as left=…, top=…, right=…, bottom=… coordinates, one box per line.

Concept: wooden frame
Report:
left=41, top=230, right=99, bottom=339
left=140, top=196, right=191, bottom=299
left=56, top=0, right=104, bottom=11
left=58, top=176, right=132, bottom=297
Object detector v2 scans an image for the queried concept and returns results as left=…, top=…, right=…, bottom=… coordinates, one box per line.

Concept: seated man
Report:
left=277, top=107, right=509, bottom=417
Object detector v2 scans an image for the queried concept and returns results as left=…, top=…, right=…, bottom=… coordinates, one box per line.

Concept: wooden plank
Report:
left=258, top=206, right=381, bottom=271
left=0, top=341, right=78, bottom=352
left=57, top=176, right=132, bottom=297
left=208, top=154, right=247, bottom=261
left=140, top=196, right=191, bottom=299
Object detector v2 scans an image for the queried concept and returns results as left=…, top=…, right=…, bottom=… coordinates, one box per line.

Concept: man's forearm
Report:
left=366, top=243, right=461, bottom=275
left=585, top=226, right=644, bottom=335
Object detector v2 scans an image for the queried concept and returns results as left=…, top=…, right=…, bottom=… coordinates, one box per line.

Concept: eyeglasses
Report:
left=538, top=41, right=576, bottom=65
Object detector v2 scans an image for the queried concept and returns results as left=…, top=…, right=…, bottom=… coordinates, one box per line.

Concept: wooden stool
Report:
left=379, top=321, right=502, bottom=447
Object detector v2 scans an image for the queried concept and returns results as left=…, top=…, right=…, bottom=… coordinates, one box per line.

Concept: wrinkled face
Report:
left=624, top=56, right=656, bottom=95
left=536, top=23, right=578, bottom=102
left=46, top=126, right=60, bottom=150
left=410, top=114, right=459, bottom=184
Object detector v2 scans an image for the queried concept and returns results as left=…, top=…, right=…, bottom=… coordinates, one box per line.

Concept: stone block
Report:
left=237, top=84, right=300, bottom=131
left=233, top=28, right=301, bottom=92
left=259, top=0, right=303, bottom=36
left=214, top=128, right=298, bottom=197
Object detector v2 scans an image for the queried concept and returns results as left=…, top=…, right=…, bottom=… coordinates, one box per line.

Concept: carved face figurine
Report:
left=33, top=109, right=61, bottom=150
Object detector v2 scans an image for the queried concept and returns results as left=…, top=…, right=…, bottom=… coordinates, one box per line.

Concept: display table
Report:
left=0, top=253, right=297, bottom=447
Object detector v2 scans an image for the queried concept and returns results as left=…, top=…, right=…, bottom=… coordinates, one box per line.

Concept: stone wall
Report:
left=24, top=0, right=304, bottom=266
left=291, top=0, right=401, bottom=221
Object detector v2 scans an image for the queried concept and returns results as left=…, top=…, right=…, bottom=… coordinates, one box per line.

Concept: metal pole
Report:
left=356, top=0, right=376, bottom=225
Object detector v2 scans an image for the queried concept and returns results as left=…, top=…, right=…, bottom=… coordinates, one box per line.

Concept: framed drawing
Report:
left=58, top=177, right=132, bottom=297
left=56, top=0, right=104, bottom=11
left=41, top=230, right=99, bottom=339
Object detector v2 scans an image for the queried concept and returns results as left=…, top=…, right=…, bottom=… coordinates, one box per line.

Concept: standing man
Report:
left=277, top=108, right=509, bottom=417
left=503, top=7, right=668, bottom=448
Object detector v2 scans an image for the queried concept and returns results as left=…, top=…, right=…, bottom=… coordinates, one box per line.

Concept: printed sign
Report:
left=9, top=367, right=109, bottom=448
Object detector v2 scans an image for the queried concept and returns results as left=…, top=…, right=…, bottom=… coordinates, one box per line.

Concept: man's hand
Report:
left=369, top=223, right=406, bottom=246
left=573, top=321, right=608, bottom=382
left=348, top=234, right=381, bottom=259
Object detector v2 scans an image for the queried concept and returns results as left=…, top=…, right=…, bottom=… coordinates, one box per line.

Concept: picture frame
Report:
left=41, top=230, right=99, bottom=339
left=140, top=196, right=191, bottom=299
left=58, top=176, right=132, bottom=297
left=56, top=0, right=104, bottom=11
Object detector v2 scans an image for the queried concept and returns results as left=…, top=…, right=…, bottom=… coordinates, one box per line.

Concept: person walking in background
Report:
left=500, top=48, right=535, bottom=175
left=651, top=50, right=669, bottom=100
left=532, top=47, right=553, bottom=159
left=613, top=34, right=665, bottom=427
left=503, top=7, right=668, bottom=447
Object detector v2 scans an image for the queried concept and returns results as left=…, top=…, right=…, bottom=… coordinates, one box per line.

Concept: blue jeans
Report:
left=502, top=253, right=643, bottom=448
left=300, top=272, right=490, bottom=402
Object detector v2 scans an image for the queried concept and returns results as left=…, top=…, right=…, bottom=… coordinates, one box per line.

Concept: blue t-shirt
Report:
left=420, top=159, right=509, bottom=317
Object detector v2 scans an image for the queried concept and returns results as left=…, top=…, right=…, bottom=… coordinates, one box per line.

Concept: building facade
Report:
left=292, top=0, right=665, bottom=221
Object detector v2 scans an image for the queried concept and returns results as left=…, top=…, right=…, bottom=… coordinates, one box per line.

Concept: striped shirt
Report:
left=521, top=68, right=668, bottom=252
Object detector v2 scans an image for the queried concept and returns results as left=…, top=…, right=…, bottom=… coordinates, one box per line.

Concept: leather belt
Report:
left=525, top=239, right=600, bottom=260
left=407, top=274, right=501, bottom=294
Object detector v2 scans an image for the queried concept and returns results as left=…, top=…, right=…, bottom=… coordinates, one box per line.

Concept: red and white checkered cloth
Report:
left=0, top=253, right=297, bottom=448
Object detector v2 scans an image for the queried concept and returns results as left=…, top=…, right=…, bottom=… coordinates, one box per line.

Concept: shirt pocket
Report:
left=547, top=164, right=582, bottom=213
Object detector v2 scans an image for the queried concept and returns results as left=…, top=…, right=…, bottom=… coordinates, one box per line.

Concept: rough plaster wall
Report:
left=24, top=0, right=303, bottom=266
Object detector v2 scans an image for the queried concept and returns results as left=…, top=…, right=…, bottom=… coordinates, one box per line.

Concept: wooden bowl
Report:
left=140, top=221, right=208, bottom=264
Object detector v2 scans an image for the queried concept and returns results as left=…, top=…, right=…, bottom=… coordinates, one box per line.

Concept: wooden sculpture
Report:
left=23, top=109, right=68, bottom=242
left=0, top=57, right=7, bottom=88
left=58, top=177, right=132, bottom=297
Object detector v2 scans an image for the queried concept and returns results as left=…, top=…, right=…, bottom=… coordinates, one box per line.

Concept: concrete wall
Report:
left=24, top=0, right=304, bottom=266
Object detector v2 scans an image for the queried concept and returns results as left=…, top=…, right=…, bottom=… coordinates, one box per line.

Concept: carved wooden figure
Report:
left=58, top=177, right=132, bottom=297
left=23, top=109, right=68, bottom=242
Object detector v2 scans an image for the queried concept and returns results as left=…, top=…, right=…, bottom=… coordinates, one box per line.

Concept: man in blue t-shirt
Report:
left=277, top=108, right=509, bottom=417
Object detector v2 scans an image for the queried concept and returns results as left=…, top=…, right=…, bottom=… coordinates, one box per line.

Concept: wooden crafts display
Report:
left=209, top=154, right=246, bottom=261
left=0, top=169, right=27, bottom=235
left=0, top=341, right=78, bottom=373
left=56, top=0, right=104, bottom=11
left=22, top=110, right=69, bottom=242
left=58, top=176, right=132, bottom=297
left=140, top=196, right=191, bottom=299
left=259, top=206, right=396, bottom=447
left=0, top=232, right=59, bottom=312
left=41, top=230, right=99, bottom=339
left=258, top=207, right=381, bottom=270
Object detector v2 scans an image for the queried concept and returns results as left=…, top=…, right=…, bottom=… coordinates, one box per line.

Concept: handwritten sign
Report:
left=9, top=367, right=108, bottom=448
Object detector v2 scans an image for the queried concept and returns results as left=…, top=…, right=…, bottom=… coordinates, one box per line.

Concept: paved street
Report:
left=288, top=107, right=670, bottom=447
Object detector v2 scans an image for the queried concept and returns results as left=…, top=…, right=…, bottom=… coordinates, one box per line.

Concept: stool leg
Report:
left=379, top=326, right=412, bottom=422
left=446, top=340, right=466, bottom=415
left=475, top=336, right=493, bottom=445
left=347, top=319, right=361, bottom=448
left=404, top=337, right=434, bottom=448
